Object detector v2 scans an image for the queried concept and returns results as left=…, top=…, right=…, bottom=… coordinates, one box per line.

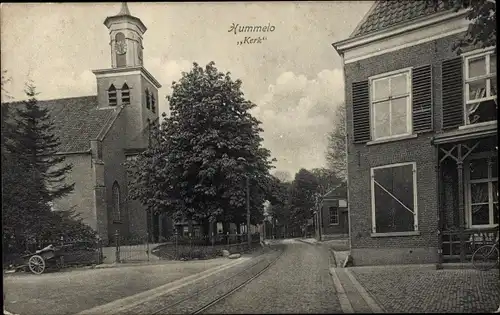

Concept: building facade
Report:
left=333, top=1, right=497, bottom=265
left=314, top=184, right=349, bottom=240
left=3, top=3, right=172, bottom=245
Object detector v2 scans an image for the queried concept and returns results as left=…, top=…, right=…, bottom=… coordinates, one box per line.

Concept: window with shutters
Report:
left=463, top=49, right=497, bottom=125
left=108, top=84, right=117, bottom=106
left=466, top=155, right=498, bottom=228
left=371, top=162, right=418, bottom=234
left=329, top=207, right=339, bottom=225
left=369, top=69, right=412, bottom=141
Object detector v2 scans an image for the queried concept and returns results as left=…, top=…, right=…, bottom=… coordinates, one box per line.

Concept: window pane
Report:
left=490, top=77, right=497, bottom=96
left=469, top=158, right=489, bottom=180
left=373, top=165, right=414, bottom=233
left=390, top=74, right=408, bottom=96
left=470, top=182, right=489, bottom=204
left=373, top=78, right=390, bottom=100
left=466, top=98, right=497, bottom=125
left=490, top=54, right=496, bottom=74
left=373, top=101, right=390, bottom=139
left=492, top=157, right=498, bottom=178
left=468, top=79, right=487, bottom=101
left=468, top=56, right=486, bottom=78
left=471, top=204, right=490, bottom=225
left=391, top=97, right=409, bottom=135
left=494, top=203, right=498, bottom=224
left=493, top=181, right=498, bottom=203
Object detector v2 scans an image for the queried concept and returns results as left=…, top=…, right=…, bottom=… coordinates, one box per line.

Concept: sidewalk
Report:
left=330, top=263, right=500, bottom=313
left=3, top=256, right=243, bottom=315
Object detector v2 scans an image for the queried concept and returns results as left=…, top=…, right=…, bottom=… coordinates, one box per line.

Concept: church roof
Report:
left=104, top=2, right=147, bottom=33
left=350, top=0, right=449, bottom=38
left=3, top=95, right=116, bottom=153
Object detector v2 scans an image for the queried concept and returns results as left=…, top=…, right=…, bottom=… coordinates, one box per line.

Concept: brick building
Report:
left=3, top=3, right=172, bottom=245
left=333, top=1, right=497, bottom=265
left=314, top=184, right=349, bottom=240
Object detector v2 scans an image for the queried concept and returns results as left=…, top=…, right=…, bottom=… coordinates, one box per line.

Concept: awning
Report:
left=432, top=123, right=497, bottom=145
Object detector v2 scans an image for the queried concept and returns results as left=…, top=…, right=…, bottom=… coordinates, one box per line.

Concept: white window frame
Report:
left=462, top=48, right=497, bottom=125
left=465, top=153, right=498, bottom=228
left=370, top=162, right=419, bottom=233
left=329, top=206, right=339, bottom=225
left=369, top=68, right=413, bottom=141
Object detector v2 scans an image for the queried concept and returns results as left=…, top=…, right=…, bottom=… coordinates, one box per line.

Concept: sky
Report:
left=1, top=1, right=373, bottom=177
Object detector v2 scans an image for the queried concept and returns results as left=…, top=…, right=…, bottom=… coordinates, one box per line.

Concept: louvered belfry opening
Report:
left=121, top=83, right=130, bottom=104
left=145, top=88, right=150, bottom=109
left=108, top=84, right=117, bottom=106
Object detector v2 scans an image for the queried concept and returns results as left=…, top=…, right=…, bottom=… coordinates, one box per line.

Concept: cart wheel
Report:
left=28, top=255, right=45, bottom=275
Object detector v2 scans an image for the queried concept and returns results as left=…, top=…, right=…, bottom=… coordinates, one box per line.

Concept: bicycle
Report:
left=471, top=240, right=499, bottom=271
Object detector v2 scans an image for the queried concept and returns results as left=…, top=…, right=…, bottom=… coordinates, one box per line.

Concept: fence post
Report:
left=189, top=233, right=192, bottom=260
left=227, top=232, right=230, bottom=248
left=115, top=229, right=120, bottom=263
left=175, top=230, right=178, bottom=260
left=146, top=233, right=150, bottom=262
left=212, top=232, right=215, bottom=248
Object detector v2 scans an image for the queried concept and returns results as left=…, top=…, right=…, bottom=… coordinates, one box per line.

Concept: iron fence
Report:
left=105, top=230, right=261, bottom=264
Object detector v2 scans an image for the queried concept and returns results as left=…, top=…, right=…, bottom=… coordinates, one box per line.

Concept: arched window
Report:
left=115, top=32, right=127, bottom=67
left=151, top=94, right=156, bottom=113
left=112, top=182, right=121, bottom=222
left=145, top=88, right=150, bottom=109
left=121, top=83, right=130, bottom=104
left=108, top=84, right=117, bottom=106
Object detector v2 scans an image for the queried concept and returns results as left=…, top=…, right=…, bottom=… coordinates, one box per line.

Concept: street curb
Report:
left=296, top=239, right=319, bottom=246
left=344, top=268, right=385, bottom=313
left=329, top=267, right=354, bottom=313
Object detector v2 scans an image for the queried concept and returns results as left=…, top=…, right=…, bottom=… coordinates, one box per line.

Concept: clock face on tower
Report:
left=115, top=32, right=127, bottom=55
left=116, top=40, right=127, bottom=55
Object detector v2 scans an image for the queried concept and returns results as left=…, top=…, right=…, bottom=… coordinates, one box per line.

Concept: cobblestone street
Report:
left=351, top=266, right=500, bottom=313
left=202, top=240, right=342, bottom=314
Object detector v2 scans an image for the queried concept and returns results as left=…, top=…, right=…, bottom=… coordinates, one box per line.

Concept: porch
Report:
left=434, top=125, right=498, bottom=263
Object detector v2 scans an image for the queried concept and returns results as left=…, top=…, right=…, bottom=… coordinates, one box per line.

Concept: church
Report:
left=4, top=3, right=172, bottom=245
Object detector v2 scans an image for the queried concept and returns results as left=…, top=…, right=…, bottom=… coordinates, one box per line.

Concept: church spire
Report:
left=117, top=2, right=131, bottom=16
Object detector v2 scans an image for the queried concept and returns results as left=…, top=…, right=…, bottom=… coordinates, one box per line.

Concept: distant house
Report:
left=3, top=3, right=171, bottom=245
left=314, top=184, right=348, bottom=240
left=333, top=1, right=497, bottom=265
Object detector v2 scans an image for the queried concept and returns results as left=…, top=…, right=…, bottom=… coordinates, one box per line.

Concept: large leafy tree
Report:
left=428, top=0, right=496, bottom=53
left=325, top=104, right=347, bottom=181
left=266, top=176, right=291, bottom=225
left=288, top=169, right=319, bottom=234
left=127, top=62, right=274, bottom=235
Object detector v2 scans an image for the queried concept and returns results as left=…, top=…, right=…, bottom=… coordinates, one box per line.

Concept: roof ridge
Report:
left=3, top=94, right=97, bottom=106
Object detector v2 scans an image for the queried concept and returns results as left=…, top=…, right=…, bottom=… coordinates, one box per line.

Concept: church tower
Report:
left=92, top=2, right=162, bottom=150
